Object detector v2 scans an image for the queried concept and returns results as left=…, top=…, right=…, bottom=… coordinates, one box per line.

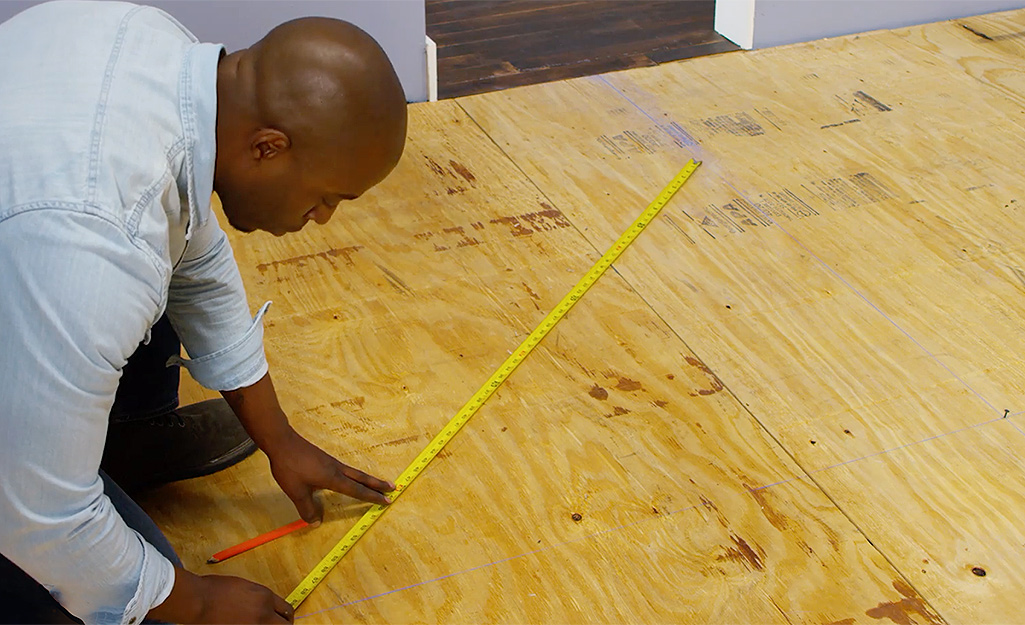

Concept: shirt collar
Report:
left=181, top=42, right=224, bottom=238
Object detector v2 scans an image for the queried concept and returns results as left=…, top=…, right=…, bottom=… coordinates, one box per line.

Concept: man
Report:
left=0, top=1, right=408, bottom=623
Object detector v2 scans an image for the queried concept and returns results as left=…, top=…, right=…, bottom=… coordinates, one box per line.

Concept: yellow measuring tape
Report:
left=287, top=159, right=701, bottom=608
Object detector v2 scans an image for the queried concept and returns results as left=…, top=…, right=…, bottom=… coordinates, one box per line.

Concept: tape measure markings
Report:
left=287, top=159, right=701, bottom=608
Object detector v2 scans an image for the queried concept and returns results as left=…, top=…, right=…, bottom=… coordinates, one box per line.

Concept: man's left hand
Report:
left=266, top=430, right=395, bottom=525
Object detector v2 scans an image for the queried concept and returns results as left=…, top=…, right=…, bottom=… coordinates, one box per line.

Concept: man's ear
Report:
left=250, top=128, right=290, bottom=160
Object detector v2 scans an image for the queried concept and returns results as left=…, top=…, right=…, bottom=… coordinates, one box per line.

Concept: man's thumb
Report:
left=293, top=490, right=324, bottom=526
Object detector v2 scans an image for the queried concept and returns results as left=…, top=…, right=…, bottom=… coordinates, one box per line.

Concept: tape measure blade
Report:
left=286, top=505, right=387, bottom=608
left=287, top=159, right=700, bottom=610
left=596, top=162, right=699, bottom=269
left=388, top=159, right=701, bottom=514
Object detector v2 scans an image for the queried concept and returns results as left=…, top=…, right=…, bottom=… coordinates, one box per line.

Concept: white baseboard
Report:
left=425, top=35, right=438, bottom=102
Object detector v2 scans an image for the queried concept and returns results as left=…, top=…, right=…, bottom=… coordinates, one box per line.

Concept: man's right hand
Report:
left=147, top=567, right=294, bottom=624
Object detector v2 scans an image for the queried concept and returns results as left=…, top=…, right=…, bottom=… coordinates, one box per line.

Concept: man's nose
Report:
left=311, top=204, right=335, bottom=225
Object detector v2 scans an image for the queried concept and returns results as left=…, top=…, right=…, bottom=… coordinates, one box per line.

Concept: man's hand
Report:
left=148, top=568, right=294, bottom=624
left=267, top=429, right=395, bottom=524
left=222, top=372, right=396, bottom=524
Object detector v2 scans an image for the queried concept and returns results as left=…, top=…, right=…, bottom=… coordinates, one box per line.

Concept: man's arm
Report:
left=222, top=373, right=393, bottom=524
left=164, top=210, right=271, bottom=392
left=0, top=210, right=175, bottom=624
left=0, top=209, right=298, bottom=624
left=147, top=567, right=293, bottom=624
left=166, top=205, right=393, bottom=521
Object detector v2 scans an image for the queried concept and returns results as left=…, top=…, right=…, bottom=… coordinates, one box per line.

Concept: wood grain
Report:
left=456, top=8, right=1025, bottom=622
left=157, top=99, right=909, bottom=622
left=426, top=0, right=737, bottom=99
left=457, top=69, right=998, bottom=468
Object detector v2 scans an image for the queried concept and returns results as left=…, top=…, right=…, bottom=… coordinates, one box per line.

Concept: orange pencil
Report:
left=207, top=519, right=309, bottom=563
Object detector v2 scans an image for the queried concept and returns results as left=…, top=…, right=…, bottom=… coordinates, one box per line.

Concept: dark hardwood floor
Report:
left=427, top=1, right=738, bottom=99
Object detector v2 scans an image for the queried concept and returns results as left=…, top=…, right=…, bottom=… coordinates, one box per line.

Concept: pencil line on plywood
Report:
left=298, top=408, right=1004, bottom=620
left=297, top=501, right=706, bottom=620
left=591, top=72, right=975, bottom=620
left=742, top=197, right=998, bottom=414
left=595, top=72, right=1000, bottom=417
left=1007, top=418, right=1025, bottom=439
left=590, top=72, right=869, bottom=545
left=751, top=414, right=1008, bottom=493
left=298, top=404, right=1008, bottom=619
left=594, top=74, right=709, bottom=164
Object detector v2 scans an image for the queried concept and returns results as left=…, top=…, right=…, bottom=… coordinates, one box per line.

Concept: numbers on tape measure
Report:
left=287, top=161, right=699, bottom=610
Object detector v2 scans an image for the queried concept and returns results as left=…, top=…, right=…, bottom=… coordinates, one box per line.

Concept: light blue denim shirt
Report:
left=0, top=2, right=271, bottom=623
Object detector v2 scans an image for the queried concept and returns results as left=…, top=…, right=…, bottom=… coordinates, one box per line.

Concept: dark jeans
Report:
left=109, top=316, right=181, bottom=424
left=1, top=316, right=183, bottom=624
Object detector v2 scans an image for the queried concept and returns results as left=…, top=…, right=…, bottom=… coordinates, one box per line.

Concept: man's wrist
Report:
left=241, top=403, right=296, bottom=456
left=147, top=568, right=206, bottom=623
left=260, top=421, right=302, bottom=462
left=221, top=372, right=297, bottom=458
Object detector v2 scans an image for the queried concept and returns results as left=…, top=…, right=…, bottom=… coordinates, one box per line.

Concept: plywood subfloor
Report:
left=151, top=7, right=1025, bottom=624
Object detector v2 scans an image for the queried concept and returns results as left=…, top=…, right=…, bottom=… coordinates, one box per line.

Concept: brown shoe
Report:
left=101, top=399, right=258, bottom=492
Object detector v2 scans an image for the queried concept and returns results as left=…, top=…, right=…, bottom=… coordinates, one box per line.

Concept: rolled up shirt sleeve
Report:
left=165, top=208, right=270, bottom=391
left=0, top=209, right=176, bottom=625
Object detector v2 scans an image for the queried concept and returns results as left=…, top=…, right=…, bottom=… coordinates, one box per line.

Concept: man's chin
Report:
left=221, top=210, right=255, bottom=234
left=277, top=222, right=308, bottom=236
left=222, top=210, right=298, bottom=237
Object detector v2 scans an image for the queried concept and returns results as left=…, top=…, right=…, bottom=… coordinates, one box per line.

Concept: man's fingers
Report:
left=290, top=488, right=324, bottom=525
left=340, top=464, right=395, bottom=493
left=328, top=468, right=392, bottom=505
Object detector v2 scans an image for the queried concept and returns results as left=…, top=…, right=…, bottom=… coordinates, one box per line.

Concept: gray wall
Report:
left=0, top=0, right=427, bottom=101
left=752, top=0, right=1025, bottom=48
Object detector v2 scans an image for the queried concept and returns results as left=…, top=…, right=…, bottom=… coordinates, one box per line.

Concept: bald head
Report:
left=214, top=17, right=408, bottom=236
left=253, top=18, right=406, bottom=165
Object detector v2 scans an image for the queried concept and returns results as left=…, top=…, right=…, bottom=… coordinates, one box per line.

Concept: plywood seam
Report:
left=449, top=95, right=946, bottom=625
left=594, top=71, right=1003, bottom=414
left=295, top=405, right=1009, bottom=622
left=295, top=500, right=703, bottom=621
left=166, top=28, right=1025, bottom=619
left=585, top=75, right=1011, bottom=624
left=756, top=414, right=1006, bottom=490
left=504, top=72, right=980, bottom=622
